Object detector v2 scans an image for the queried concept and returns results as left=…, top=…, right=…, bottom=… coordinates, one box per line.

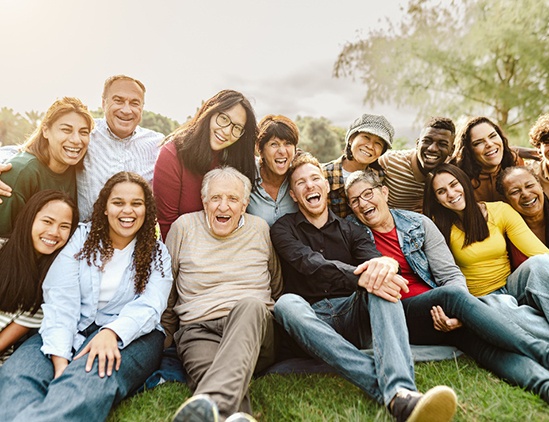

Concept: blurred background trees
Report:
left=334, top=0, right=549, bottom=144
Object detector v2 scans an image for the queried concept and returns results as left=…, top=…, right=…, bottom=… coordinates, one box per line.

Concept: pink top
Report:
left=153, top=141, right=217, bottom=240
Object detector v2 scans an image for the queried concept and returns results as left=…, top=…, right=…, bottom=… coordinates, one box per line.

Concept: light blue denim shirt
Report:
left=247, top=163, right=298, bottom=227
left=40, top=222, right=172, bottom=360
left=347, top=208, right=466, bottom=289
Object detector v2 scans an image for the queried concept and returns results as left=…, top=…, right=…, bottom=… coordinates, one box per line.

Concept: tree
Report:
left=295, top=116, right=345, bottom=163
left=0, top=107, right=35, bottom=146
left=334, top=0, right=549, bottom=141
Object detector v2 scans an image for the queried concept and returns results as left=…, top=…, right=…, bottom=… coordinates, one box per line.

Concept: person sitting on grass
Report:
left=345, top=169, right=549, bottom=403
left=271, top=153, right=458, bottom=422
left=0, top=190, right=78, bottom=365
left=0, top=171, right=172, bottom=422
left=162, top=166, right=282, bottom=422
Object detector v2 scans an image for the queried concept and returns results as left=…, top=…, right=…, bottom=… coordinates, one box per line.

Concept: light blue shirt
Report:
left=40, top=222, right=172, bottom=360
left=247, top=164, right=298, bottom=227
left=77, top=118, right=164, bottom=221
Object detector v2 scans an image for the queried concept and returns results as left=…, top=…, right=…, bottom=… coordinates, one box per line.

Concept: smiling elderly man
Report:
left=162, top=166, right=282, bottom=422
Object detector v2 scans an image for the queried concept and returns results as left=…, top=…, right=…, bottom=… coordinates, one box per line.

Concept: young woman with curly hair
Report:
left=153, top=89, right=257, bottom=239
left=451, top=116, right=522, bottom=202
left=0, top=190, right=78, bottom=365
left=0, top=172, right=172, bottom=421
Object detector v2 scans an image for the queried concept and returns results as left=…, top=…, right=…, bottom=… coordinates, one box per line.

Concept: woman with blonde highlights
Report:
left=0, top=97, right=93, bottom=236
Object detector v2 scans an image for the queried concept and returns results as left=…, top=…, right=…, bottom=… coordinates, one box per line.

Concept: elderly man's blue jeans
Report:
left=274, top=291, right=416, bottom=407
left=0, top=328, right=163, bottom=422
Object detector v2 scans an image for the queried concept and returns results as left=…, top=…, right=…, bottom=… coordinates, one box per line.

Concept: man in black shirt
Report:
left=271, top=153, right=457, bottom=422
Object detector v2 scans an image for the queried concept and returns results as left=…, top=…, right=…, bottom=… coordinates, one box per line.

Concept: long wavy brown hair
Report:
left=75, top=171, right=164, bottom=293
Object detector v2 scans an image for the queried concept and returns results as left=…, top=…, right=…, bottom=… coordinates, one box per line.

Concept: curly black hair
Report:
left=75, top=171, right=164, bottom=294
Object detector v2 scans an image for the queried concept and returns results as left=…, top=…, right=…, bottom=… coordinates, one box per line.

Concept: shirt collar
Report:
left=295, top=207, right=338, bottom=229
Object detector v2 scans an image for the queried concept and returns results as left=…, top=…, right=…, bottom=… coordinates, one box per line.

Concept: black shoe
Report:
left=172, top=394, right=219, bottom=422
left=390, top=386, right=457, bottom=422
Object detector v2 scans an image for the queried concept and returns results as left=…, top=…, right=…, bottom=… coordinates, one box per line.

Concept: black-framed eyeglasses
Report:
left=216, top=112, right=245, bottom=138
left=348, top=186, right=381, bottom=209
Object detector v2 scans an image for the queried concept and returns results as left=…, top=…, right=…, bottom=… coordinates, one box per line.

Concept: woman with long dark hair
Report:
left=0, top=172, right=172, bottom=421
left=0, top=97, right=93, bottom=236
left=424, top=164, right=549, bottom=325
left=0, top=190, right=78, bottom=365
left=153, top=90, right=257, bottom=239
left=452, top=116, right=522, bottom=202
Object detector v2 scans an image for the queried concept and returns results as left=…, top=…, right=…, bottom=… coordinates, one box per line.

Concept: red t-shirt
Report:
left=371, top=227, right=431, bottom=300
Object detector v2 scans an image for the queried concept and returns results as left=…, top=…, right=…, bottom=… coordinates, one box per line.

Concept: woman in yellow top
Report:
left=423, top=164, right=549, bottom=324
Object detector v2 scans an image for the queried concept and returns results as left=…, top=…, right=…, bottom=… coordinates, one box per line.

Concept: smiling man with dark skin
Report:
left=379, top=117, right=455, bottom=212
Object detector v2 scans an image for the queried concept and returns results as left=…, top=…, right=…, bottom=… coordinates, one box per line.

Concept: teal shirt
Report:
left=0, top=151, right=77, bottom=236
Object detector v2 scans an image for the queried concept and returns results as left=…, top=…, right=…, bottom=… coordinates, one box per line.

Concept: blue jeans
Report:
left=274, top=291, right=416, bottom=407
left=402, top=285, right=549, bottom=403
left=505, top=254, right=549, bottom=322
left=403, top=285, right=549, bottom=367
left=0, top=328, right=164, bottom=422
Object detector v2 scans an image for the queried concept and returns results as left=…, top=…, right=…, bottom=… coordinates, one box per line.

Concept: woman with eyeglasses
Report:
left=423, top=164, right=549, bottom=326
left=153, top=90, right=257, bottom=239
left=451, top=116, right=522, bottom=203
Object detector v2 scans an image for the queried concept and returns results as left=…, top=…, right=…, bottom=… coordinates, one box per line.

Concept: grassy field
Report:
left=107, top=356, right=549, bottom=421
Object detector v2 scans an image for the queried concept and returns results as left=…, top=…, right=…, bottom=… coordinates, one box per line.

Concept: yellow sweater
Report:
left=449, top=201, right=549, bottom=296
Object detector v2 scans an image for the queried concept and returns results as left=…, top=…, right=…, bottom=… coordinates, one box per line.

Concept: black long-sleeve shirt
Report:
left=270, top=209, right=381, bottom=304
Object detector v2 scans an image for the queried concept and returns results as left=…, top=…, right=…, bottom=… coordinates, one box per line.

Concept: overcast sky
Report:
left=0, top=0, right=418, bottom=137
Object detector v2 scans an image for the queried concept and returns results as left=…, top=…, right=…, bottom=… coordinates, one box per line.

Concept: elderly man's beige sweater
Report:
left=161, top=211, right=282, bottom=342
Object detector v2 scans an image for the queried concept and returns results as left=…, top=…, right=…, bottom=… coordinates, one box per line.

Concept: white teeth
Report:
left=450, top=195, right=462, bottom=204
left=424, top=153, right=439, bottom=160
left=363, top=207, right=375, bottom=215
left=119, top=218, right=135, bottom=223
left=485, top=149, right=498, bottom=157
left=522, top=198, right=537, bottom=206
left=41, top=238, right=57, bottom=246
left=306, top=193, right=320, bottom=200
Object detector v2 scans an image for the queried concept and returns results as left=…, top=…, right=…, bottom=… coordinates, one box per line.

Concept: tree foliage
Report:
left=0, top=107, right=42, bottom=146
left=295, top=116, right=345, bottom=163
left=334, top=0, right=549, bottom=137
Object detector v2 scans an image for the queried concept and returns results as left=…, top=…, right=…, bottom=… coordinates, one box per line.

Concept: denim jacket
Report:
left=40, top=222, right=172, bottom=360
left=348, top=209, right=466, bottom=290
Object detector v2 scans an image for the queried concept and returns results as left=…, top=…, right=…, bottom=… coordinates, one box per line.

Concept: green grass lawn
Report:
left=108, top=356, right=549, bottom=421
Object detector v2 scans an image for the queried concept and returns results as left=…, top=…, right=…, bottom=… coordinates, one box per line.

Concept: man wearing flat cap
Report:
left=323, top=113, right=394, bottom=218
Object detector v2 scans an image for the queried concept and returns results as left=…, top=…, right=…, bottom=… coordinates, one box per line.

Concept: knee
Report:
left=233, top=297, right=269, bottom=317
left=274, top=294, right=308, bottom=322
left=523, top=254, right=549, bottom=275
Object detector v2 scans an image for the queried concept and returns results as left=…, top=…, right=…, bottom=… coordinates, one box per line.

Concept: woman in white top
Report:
left=0, top=171, right=172, bottom=422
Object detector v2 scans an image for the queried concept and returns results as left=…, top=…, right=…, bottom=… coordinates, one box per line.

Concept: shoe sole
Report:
left=406, top=386, right=457, bottom=422
left=172, top=394, right=219, bottom=422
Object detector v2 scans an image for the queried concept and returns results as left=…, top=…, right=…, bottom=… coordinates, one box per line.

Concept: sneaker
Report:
left=390, top=386, right=457, bottom=422
left=172, top=394, right=219, bottom=422
left=226, top=412, right=257, bottom=422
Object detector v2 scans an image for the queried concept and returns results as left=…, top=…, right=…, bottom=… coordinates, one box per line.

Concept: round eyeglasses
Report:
left=348, top=186, right=381, bottom=209
left=216, top=112, right=245, bottom=138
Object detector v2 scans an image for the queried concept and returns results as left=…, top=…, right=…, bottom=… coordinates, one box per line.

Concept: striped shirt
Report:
left=77, top=118, right=164, bottom=221
left=378, top=149, right=427, bottom=213
left=0, top=309, right=43, bottom=365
